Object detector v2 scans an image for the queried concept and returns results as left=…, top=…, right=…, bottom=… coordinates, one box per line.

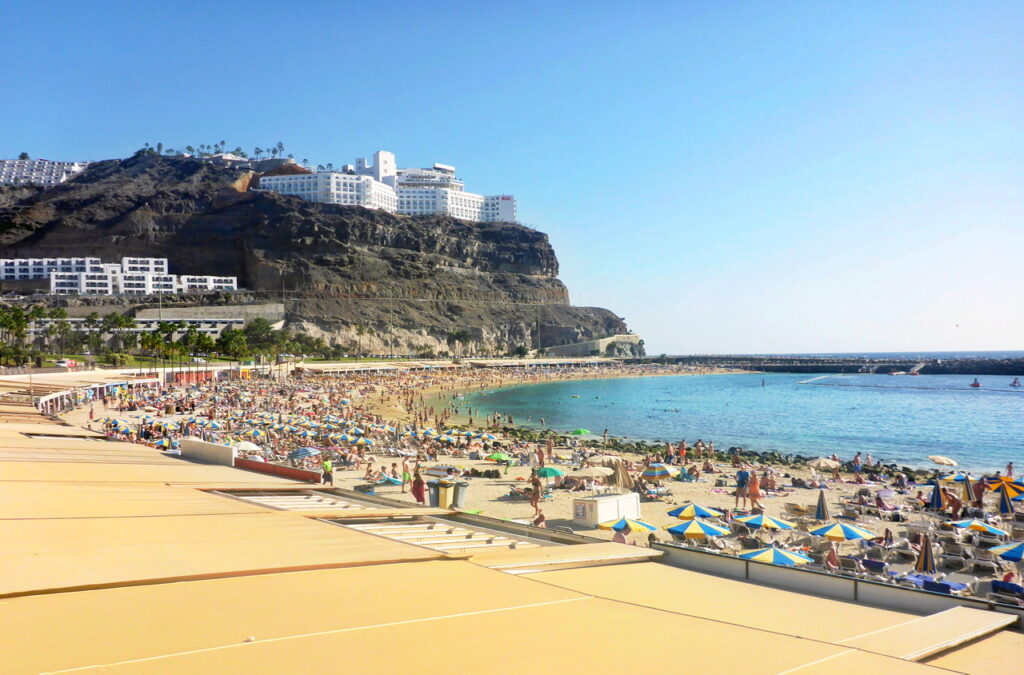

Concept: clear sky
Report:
left=2, top=2, right=1021, bottom=354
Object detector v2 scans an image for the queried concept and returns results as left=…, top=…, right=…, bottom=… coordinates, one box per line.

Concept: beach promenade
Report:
left=3, top=365, right=1024, bottom=673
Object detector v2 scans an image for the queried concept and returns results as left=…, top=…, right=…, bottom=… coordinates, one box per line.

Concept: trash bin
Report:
left=165, top=404, right=176, bottom=415
left=427, top=480, right=440, bottom=507
left=451, top=481, right=469, bottom=508
left=437, top=481, right=455, bottom=509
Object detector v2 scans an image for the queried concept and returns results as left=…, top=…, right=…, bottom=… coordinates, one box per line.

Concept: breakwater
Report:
left=626, top=355, right=1024, bottom=375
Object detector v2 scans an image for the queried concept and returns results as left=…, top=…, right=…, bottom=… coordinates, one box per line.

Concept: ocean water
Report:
left=459, top=373, right=1024, bottom=473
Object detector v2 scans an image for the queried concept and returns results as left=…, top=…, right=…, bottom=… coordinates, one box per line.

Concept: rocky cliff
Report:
left=0, top=155, right=641, bottom=356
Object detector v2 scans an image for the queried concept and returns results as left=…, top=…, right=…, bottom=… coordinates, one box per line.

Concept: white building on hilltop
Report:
left=0, top=158, right=89, bottom=186
left=258, top=150, right=517, bottom=223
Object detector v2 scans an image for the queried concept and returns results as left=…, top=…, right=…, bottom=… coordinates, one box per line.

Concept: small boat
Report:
left=909, top=371, right=920, bottom=376
left=970, top=378, right=981, bottom=388
left=1011, top=378, right=1022, bottom=388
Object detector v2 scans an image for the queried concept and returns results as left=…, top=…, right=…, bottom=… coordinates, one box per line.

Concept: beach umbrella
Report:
left=929, top=455, right=958, bottom=467
left=941, top=472, right=968, bottom=482
left=988, top=479, right=1024, bottom=500
left=153, top=438, right=172, bottom=448
left=949, top=520, right=1009, bottom=537
left=961, top=474, right=975, bottom=504
left=206, top=421, right=223, bottom=430
left=667, top=503, right=724, bottom=520
left=810, top=522, right=874, bottom=541
left=914, top=533, right=937, bottom=575
left=575, top=466, right=614, bottom=479
left=739, top=546, right=813, bottom=566
left=599, top=517, right=657, bottom=532
left=352, top=437, right=374, bottom=446
left=570, top=429, right=591, bottom=435
left=814, top=489, right=831, bottom=522
left=642, top=463, right=680, bottom=481
left=999, top=487, right=1016, bottom=516
left=234, top=441, right=261, bottom=452
left=243, top=429, right=267, bottom=439
left=476, top=433, right=497, bottom=441
left=348, top=426, right=364, bottom=435
left=808, top=458, right=840, bottom=471
left=990, top=541, right=1024, bottom=563
left=927, top=479, right=946, bottom=510
left=425, top=464, right=461, bottom=478
left=536, top=467, right=565, bottom=478
left=288, top=447, right=320, bottom=460
left=486, top=452, right=512, bottom=462
left=437, top=435, right=456, bottom=443
left=735, top=514, right=795, bottom=531
left=297, top=429, right=315, bottom=438
left=666, top=518, right=730, bottom=539
left=340, top=399, right=350, bottom=405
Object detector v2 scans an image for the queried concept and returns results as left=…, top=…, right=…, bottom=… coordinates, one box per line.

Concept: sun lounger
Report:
left=839, top=556, right=865, bottom=577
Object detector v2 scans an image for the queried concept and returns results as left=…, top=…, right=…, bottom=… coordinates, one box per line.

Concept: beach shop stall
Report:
left=573, top=493, right=640, bottom=528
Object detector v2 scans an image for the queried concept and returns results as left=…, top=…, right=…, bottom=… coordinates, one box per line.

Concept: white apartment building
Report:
left=29, top=317, right=245, bottom=339
left=0, top=159, right=89, bottom=186
left=258, top=172, right=398, bottom=212
left=259, top=150, right=517, bottom=223
left=0, top=257, right=103, bottom=281
left=49, top=270, right=236, bottom=296
left=0, top=256, right=237, bottom=296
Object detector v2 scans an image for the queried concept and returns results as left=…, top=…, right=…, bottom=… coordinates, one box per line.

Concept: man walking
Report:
left=321, top=457, right=333, bottom=486
left=735, top=465, right=750, bottom=510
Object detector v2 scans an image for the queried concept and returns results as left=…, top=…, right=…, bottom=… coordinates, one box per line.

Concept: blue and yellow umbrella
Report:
left=809, top=522, right=874, bottom=541
left=927, top=479, right=946, bottom=510
left=990, top=541, right=1024, bottom=562
left=914, top=533, right=937, bottom=575
left=599, top=517, right=657, bottom=532
left=735, top=514, right=795, bottom=531
left=667, top=503, right=724, bottom=520
left=949, top=519, right=1009, bottom=537
left=352, top=437, right=374, bottom=446
left=986, top=477, right=1024, bottom=498
left=739, top=546, right=813, bottom=566
left=814, top=489, right=831, bottom=522
left=999, top=487, right=1016, bottom=516
left=666, top=518, right=730, bottom=539
left=642, top=463, right=680, bottom=480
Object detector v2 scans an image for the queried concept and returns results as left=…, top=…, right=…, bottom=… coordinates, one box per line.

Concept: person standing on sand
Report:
left=1007, top=462, right=1015, bottom=479
left=321, top=457, right=333, bottom=486
left=748, top=470, right=764, bottom=511
left=529, top=469, right=542, bottom=515
left=401, top=457, right=411, bottom=493
left=735, top=465, right=751, bottom=510
left=411, top=470, right=426, bottom=505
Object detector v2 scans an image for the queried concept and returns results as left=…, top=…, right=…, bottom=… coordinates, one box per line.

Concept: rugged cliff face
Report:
left=0, top=155, right=640, bottom=356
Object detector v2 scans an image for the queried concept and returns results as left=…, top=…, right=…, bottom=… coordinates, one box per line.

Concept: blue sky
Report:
left=2, top=2, right=1021, bottom=353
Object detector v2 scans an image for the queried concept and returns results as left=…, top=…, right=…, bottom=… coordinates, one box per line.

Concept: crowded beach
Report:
left=62, top=362, right=1024, bottom=605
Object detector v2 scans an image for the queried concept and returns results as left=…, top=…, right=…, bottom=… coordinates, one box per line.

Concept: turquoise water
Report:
left=461, top=373, right=1024, bottom=473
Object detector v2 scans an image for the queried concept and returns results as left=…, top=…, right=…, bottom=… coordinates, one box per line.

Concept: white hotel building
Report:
left=0, top=158, right=89, bottom=186
left=259, top=151, right=517, bottom=223
left=0, top=257, right=237, bottom=296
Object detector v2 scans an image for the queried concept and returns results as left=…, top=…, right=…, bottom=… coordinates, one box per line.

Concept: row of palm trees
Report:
left=137, top=141, right=290, bottom=161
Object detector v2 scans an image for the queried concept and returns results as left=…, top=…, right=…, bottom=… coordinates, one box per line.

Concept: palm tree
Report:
left=254, top=147, right=263, bottom=160
left=276, top=141, right=285, bottom=158
left=185, top=145, right=195, bottom=156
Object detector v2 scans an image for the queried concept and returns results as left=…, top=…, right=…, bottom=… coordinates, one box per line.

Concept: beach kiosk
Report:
left=572, top=493, right=640, bottom=528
